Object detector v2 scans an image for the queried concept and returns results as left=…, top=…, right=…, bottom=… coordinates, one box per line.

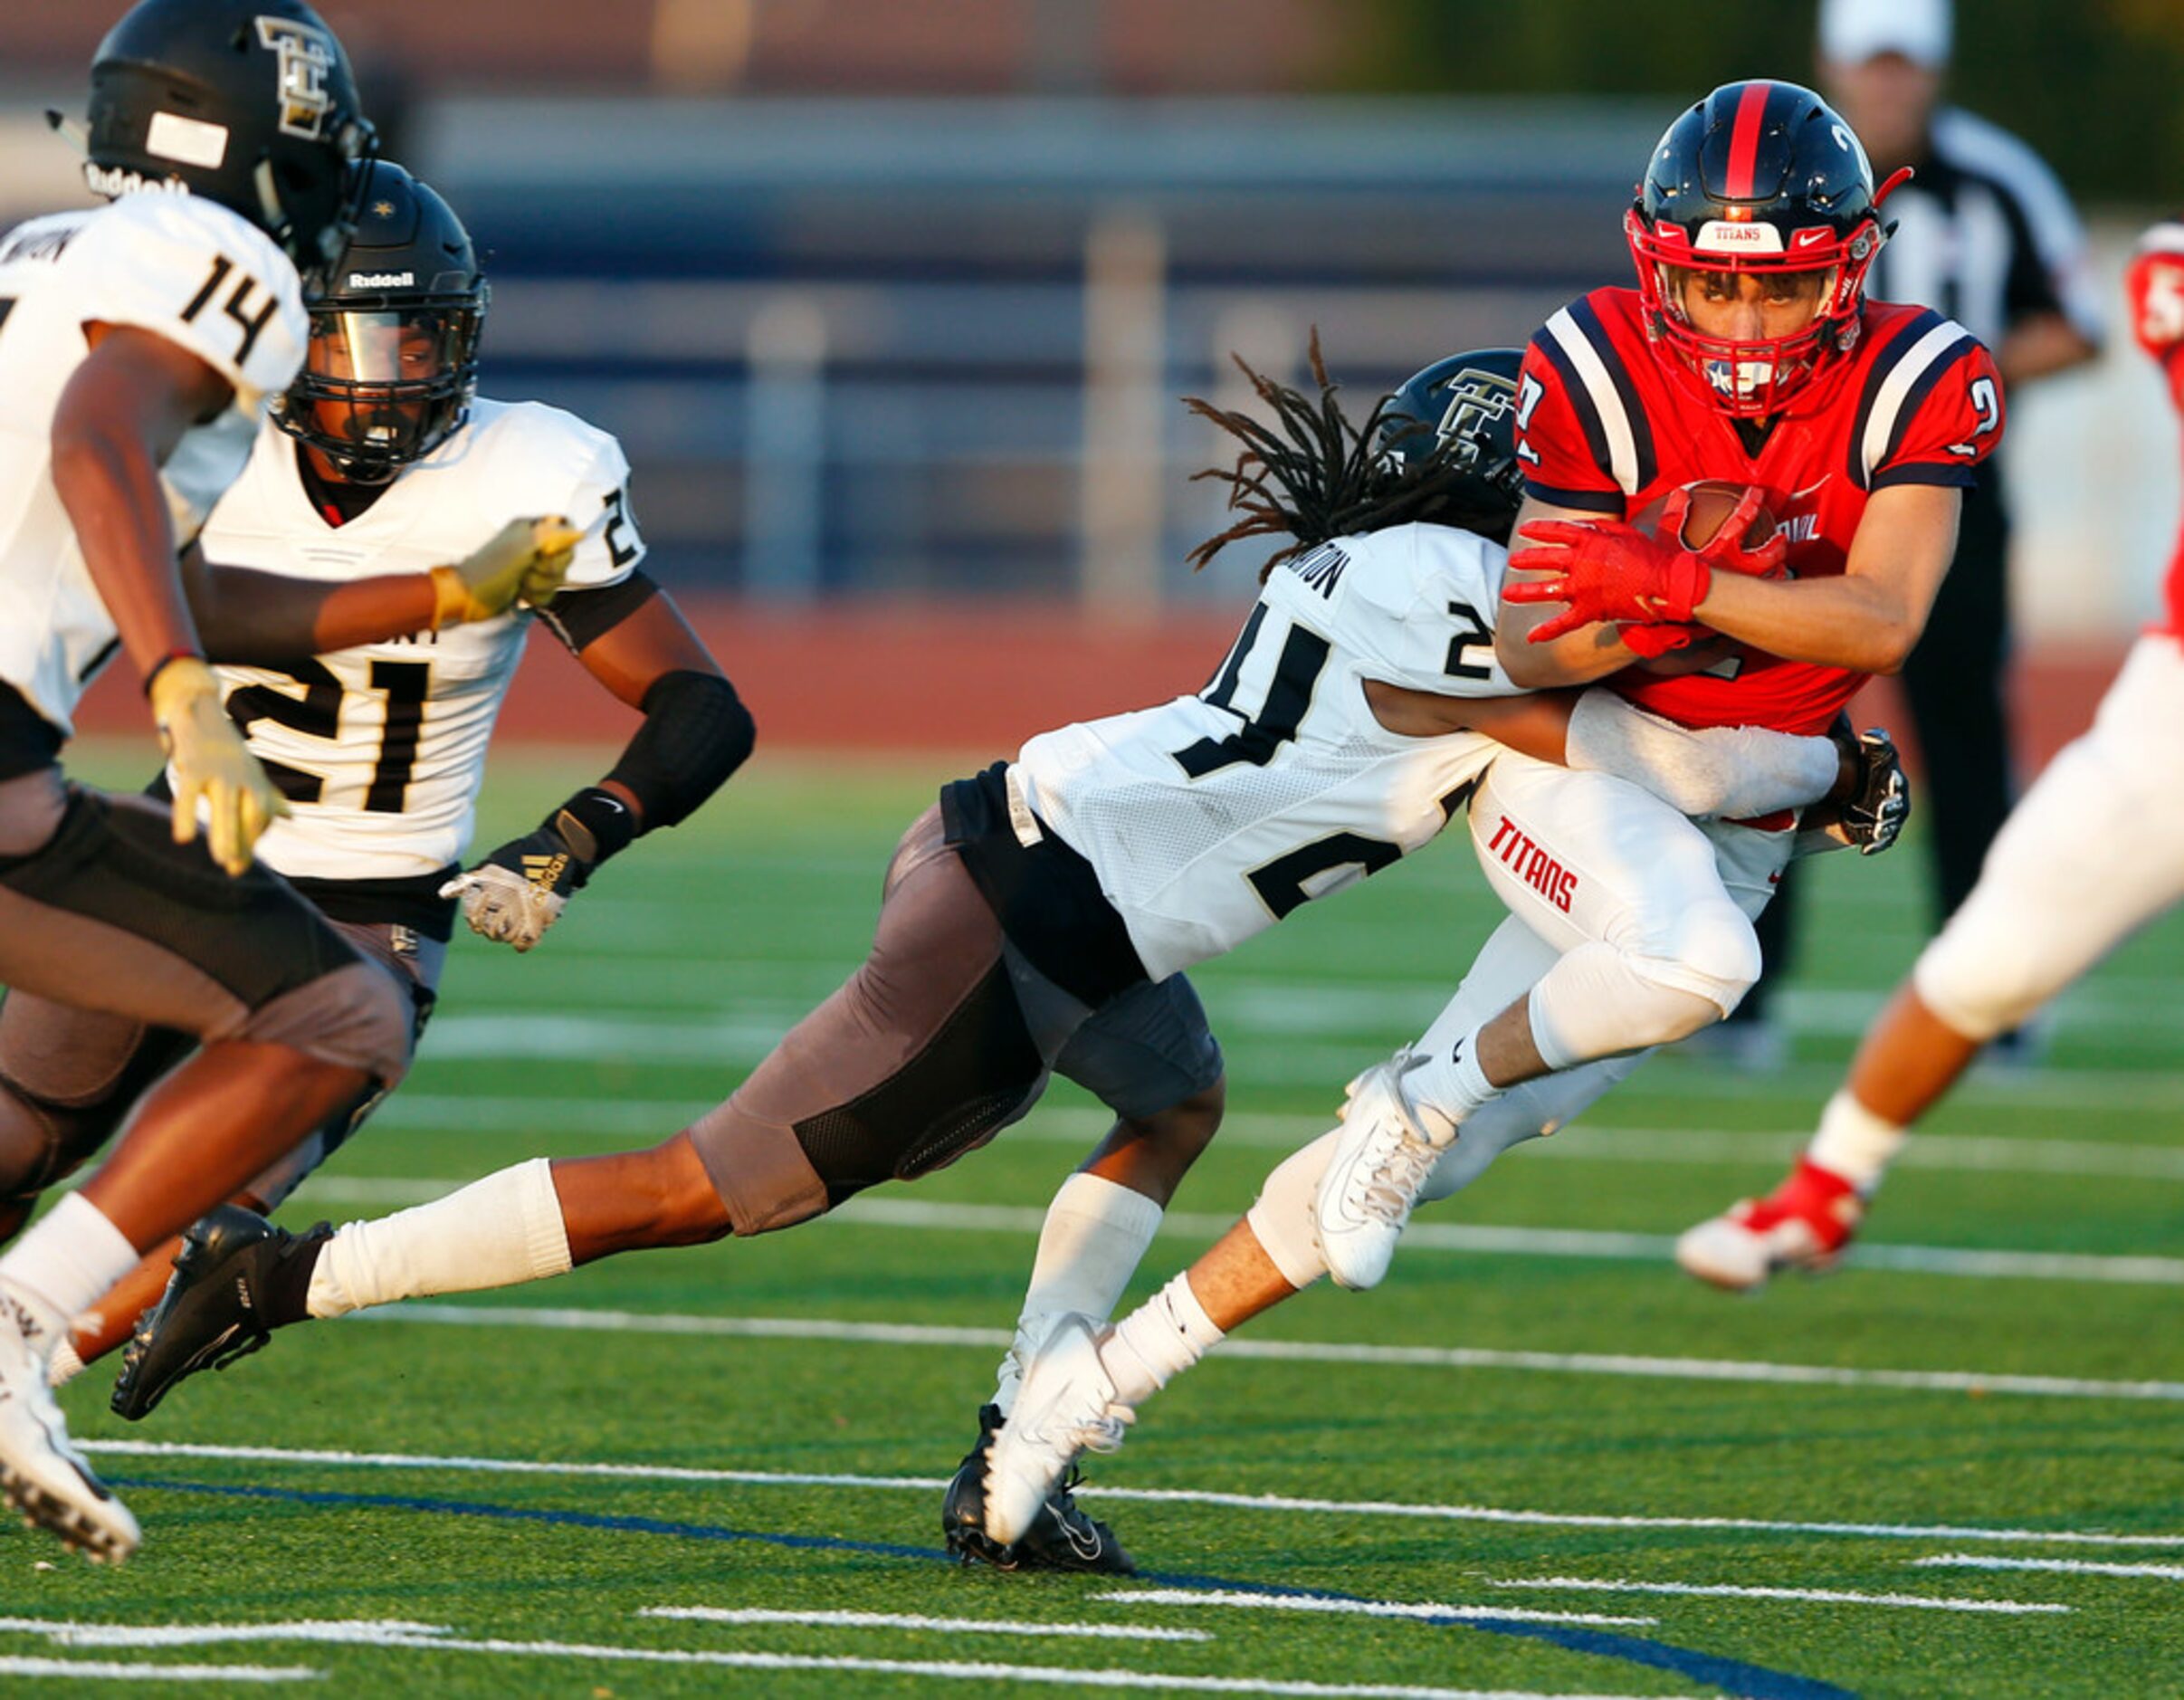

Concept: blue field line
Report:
left=111, top=1475, right=1854, bottom=1700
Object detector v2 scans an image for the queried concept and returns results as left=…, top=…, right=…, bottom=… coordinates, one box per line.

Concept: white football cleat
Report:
left=1314, top=1051, right=1457, bottom=1292
left=0, top=1281, right=139, bottom=1564
left=1675, top=1157, right=1864, bottom=1294
left=981, top=1313, right=1134, bottom=1552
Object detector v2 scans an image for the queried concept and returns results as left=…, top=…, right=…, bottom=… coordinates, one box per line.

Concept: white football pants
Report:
left=1915, top=634, right=2184, bottom=1041
left=1414, top=756, right=1790, bottom=1206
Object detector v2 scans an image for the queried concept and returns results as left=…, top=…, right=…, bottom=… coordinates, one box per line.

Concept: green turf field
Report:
left=9, top=748, right=2182, bottom=1698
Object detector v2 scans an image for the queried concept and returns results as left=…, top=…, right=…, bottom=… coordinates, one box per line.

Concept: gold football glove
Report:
left=428, top=515, right=584, bottom=629
left=148, top=656, right=287, bottom=876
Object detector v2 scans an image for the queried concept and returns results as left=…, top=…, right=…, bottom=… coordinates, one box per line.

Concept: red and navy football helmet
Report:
left=1626, top=80, right=1906, bottom=417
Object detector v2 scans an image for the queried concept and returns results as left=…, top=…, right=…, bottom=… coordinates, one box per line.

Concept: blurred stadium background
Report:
left=2, top=0, right=2177, bottom=749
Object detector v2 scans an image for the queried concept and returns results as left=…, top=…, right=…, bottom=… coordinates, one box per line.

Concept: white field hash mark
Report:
left=81, top=1437, right=2184, bottom=1549
left=641, top=1607, right=1212, bottom=1641
left=0, top=1618, right=1702, bottom=1700
left=1911, top=1554, right=2184, bottom=1581
left=339, top=1300, right=2184, bottom=1401
left=1090, top=1590, right=1655, bottom=1628
left=1479, top=1577, right=2069, bottom=1616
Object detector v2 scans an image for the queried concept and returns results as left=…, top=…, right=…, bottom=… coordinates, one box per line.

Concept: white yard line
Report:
left=829, top=1199, right=2184, bottom=1287
left=358, top=1098, right=2184, bottom=1181
left=80, top=1437, right=2184, bottom=1549
left=1910, top=1554, right=2184, bottom=1581
left=0, top=1619, right=450, bottom=1649
left=1479, top=1577, right=2067, bottom=1616
left=0, top=1658, right=316, bottom=1683
left=407, top=1016, right=2184, bottom=1106
left=1087, top=1590, right=1655, bottom=1628
left=0, top=1619, right=1681, bottom=1698
left=640, top=1607, right=1210, bottom=1641
left=319, top=1300, right=2184, bottom=1401
left=284, top=1175, right=2184, bottom=1287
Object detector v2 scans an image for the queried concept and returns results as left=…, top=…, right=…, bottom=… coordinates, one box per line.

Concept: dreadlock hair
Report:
left=1184, top=332, right=1515, bottom=584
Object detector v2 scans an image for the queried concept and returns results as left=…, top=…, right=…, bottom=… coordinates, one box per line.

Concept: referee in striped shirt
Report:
left=1717, top=0, right=2104, bottom=1067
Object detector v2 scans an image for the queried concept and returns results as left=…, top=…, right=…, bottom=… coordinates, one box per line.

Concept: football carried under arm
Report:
left=444, top=581, right=755, bottom=951
left=1504, top=483, right=1786, bottom=645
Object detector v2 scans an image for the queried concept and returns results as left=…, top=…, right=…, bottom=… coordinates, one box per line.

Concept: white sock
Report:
left=1101, top=1271, right=1224, bottom=1409
left=0, top=1192, right=141, bottom=1349
left=1807, top=1091, right=1909, bottom=1196
left=1401, top=1024, right=1501, bottom=1130
left=46, top=1338, right=86, bottom=1389
left=307, top=1158, right=574, bottom=1320
left=995, top=1172, right=1164, bottom=1414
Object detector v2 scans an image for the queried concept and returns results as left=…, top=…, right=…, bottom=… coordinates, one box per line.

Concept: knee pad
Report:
left=793, top=960, right=1048, bottom=1197
left=1528, top=940, right=1736, bottom=1067
left=1640, top=893, right=1762, bottom=1016
left=1245, top=1131, right=1340, bottom=1291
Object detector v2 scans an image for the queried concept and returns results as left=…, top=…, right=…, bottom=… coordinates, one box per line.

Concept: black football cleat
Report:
left=940, top=1402, right=1135, bottom=1574
left=110, top=1206, right=329, bottom=1422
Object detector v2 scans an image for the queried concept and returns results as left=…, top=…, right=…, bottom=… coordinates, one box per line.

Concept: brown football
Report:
left=1634, top=478, right=1778, bottom=552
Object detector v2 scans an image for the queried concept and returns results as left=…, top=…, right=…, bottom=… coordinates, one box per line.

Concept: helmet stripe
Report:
left=1724, top=81, right=1773, bottom=200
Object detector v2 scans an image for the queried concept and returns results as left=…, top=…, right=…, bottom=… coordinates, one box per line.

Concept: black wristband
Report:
left=547, top=786, right=639, bottom=870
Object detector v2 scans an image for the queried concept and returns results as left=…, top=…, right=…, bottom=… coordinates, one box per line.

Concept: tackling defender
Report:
left=112, top=345, right=1855, bottom=1573
left=980, top=78, right=1994, bottom=1556
left=0, top=158, right=752, bottom=1389
left=0, top=0, right=575, bottom=1562
left=1676, top=215, right=2184, bottom=1288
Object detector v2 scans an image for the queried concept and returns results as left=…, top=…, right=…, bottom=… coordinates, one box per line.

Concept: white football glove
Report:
left=440, top=862, right=567, bottom=953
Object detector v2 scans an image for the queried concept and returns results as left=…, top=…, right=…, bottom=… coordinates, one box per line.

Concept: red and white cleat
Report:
left=1675, top=1156, right=1865, bottom=1293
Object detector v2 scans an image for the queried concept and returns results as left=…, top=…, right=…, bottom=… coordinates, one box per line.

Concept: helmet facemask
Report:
left=279, top=301, right=482, bottom=483
left=1627, top=207, right=1884, bottom=418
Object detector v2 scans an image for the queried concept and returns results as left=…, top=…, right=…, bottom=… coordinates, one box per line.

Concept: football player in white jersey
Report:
left=0, top=158, right=754, bottom=1397
left=0, top=0, right=582, bottom=1564
left=112, top=344, right=1860, bottom=1571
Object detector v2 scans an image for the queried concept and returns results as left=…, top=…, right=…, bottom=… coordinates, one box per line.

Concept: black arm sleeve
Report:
left=535, top=570, right=662, bottom=655
left=606, top=668, right=756, bottom=831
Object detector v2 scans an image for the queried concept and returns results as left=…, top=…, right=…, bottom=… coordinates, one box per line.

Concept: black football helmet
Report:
left=80, top=0, right=375, bottom=290
left=274, top=160, right=488, bottom=482
left=1378, top=348, right=1525, bottom=542
left=1626, top=80, right=1906, bottom=417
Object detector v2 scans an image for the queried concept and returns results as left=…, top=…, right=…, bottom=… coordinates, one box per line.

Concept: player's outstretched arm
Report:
left=443, top=580, right=755, bottom=951
left=185, top=516, right=585, bottom=664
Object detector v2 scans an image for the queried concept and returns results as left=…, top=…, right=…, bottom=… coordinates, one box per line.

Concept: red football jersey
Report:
left=2126, top=220, right=2184, bottom=636
left=1515, top=287, right=2005, bottom=733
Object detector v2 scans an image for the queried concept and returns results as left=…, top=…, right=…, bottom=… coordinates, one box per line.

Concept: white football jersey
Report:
left=0, top=193, right=307, bottom=733
left=1018, top=522, right=1520, bottom=981
left=197, top=398, right=643, bottom=882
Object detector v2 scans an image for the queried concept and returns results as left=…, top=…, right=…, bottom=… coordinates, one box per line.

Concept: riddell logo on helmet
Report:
left=82, top=163, right=189, bottom=199
left=348, top=271, right=415, bottom=289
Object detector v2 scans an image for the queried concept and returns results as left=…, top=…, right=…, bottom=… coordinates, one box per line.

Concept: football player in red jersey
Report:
left=970, top=82, right=1973, bottom=1551
left=1275, top=78, right=2008, bottom=1294
left=1677, top=217, right=2184, bottom=1288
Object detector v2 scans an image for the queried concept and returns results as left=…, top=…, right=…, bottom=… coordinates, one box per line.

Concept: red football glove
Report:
left=1506, top=486, right=1786, bottom=646
left=1618, top=621, right=1701, bottom=658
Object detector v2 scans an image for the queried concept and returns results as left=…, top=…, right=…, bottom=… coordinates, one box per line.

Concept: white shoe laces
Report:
left=1350, top=1125, right=1437, bottom=1225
